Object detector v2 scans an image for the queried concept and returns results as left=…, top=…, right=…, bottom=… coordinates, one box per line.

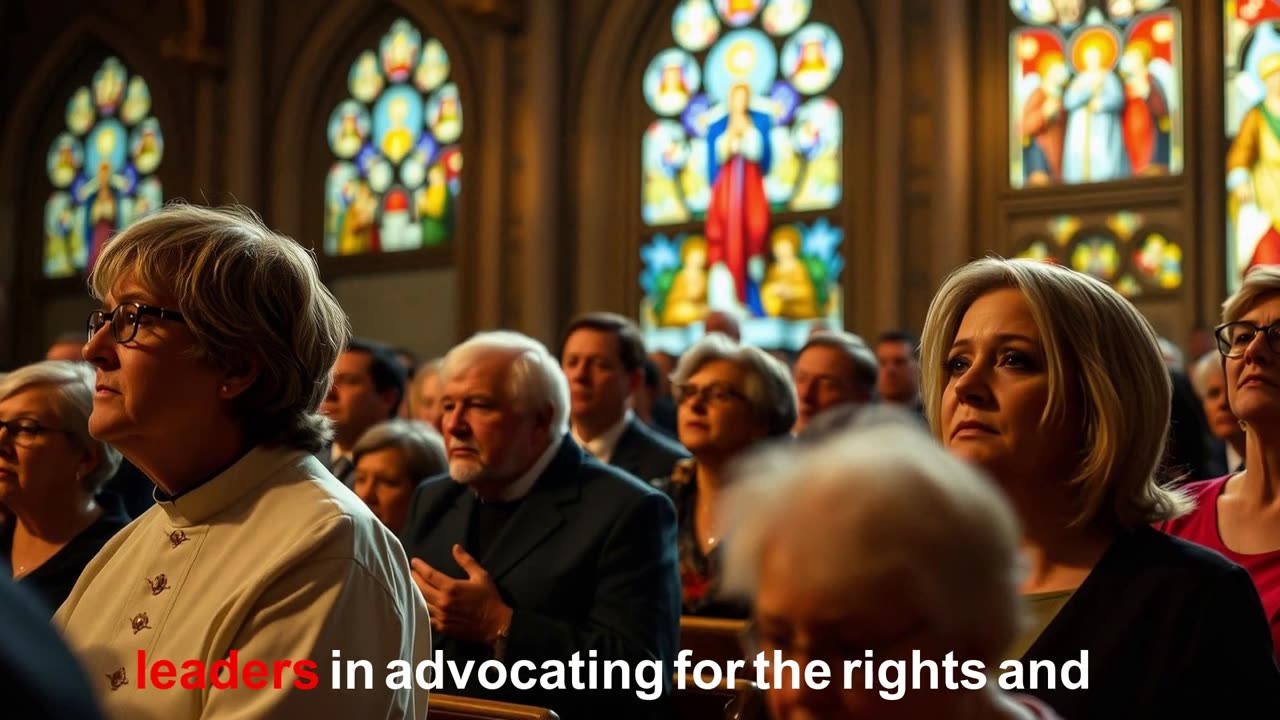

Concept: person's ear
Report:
left=219, top=356, right=261, bottom=400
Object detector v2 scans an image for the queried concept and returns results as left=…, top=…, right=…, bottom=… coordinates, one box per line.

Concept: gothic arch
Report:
left=0, top=13, right=187, bottom=362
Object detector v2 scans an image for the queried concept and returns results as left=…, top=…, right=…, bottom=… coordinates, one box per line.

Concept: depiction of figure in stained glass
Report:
left=324, top=18, right=461, bottom=256
left=1063, top=26, right=1127, bottom=182
left=760, top=225, right=818, bottom=318
left=660, top=237, right=711, bottom=327
left=1009, top=2, right=1179, bottom=189
left=705, top=82, right=772, bottom=316
left=1227, top=7, right=1280, bottom=281
left=674, top=0, right=721, bottom=53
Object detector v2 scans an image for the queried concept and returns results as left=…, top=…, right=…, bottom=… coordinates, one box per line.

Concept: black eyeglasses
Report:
left=0, top=418, right=66, bottom=448
left=1215, top=321, right=1280, bottom=359
left=87, top=303, right=185, bottom=345
left=674, top=382, right=749, bottom=406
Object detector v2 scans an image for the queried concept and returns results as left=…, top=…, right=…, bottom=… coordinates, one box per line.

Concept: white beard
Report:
left=449, top=458, right=485, bottom=485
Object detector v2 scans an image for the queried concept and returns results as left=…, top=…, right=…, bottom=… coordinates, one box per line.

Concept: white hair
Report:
left=0, top=360, right=122, bottom=493
left=670, top=333, right=797, bottom=437
left=1189, top=350, right=1224, bottom=400
left=439, top=331, right=570, bottom=437
left=720, top=405, right=1025, bottom=663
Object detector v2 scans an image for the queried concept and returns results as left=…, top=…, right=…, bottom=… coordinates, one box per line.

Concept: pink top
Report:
left=1156, top=475, right=1280, bottom=658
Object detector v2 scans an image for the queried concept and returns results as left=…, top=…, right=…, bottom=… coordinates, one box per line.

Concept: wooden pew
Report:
left=428, top=693, right=560, bottom=719
left=676, top=617, right=752, bottom=720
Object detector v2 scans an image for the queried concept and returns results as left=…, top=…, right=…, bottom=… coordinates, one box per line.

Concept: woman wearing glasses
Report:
left=56, top=204, right=430, bottom=720
left=920, top=257, right=1280, bottom=717
left=1159, top=265, right=1280, bottom=660
left=652, top=333, right=795, bottom=617
left=0, top=361, right=126, bottom=614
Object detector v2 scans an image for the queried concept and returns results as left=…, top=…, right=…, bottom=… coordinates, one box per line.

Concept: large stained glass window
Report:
left=1225, top=0, right=1280, bottom=292
left=1009, top=1, right=1182, bottom=188
left=44, top=57, right=164, bottom=279
left=324, top=18, right=462, bottom=257
left=639, top=0, right=845, bottom=353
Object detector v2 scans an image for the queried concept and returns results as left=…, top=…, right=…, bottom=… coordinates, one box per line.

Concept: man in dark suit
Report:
left=560, top=312, right=689, bottom=483
left=402, top=331, right=680, bottom=720
left=317, top=337, right=406, bottom=484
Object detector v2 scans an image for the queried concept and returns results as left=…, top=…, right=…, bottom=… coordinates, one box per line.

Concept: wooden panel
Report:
left=429, top=694, right=559, bottom=720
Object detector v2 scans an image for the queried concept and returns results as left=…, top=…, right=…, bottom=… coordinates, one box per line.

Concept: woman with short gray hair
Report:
left=352, top=418, right=447, bottom=533
left=0, top=360, right=126, bottom=615
left=60, top=203, right=430, bottom=719
left=654, top=333, right=796, bottom=617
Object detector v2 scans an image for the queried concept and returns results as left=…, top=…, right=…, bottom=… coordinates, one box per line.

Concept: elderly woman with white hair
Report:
left=721, top=408, right=1060, bottom=719
left=352, top=417, right=446, bottom=533
left=1189, top=349, right=1246, bottom=474
left=0, top=360, right=125, bottom=614
left=1160, top=265, right=1280, bottom=660
left=654, top=333, right=796, bottom=617
left=920, top=257, right=1280, bottom=717
left=59, top=204, right=429, bottom=719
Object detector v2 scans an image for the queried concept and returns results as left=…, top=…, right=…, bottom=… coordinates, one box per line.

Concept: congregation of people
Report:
left=5, top=203, right=1280, bottom=719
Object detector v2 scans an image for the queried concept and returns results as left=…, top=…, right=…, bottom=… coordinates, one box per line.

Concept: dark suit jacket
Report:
left=609, top=417, right=689, bottom=484
left=314, top=444, right=355, bottom=486
left=401, top=437, right=681, bottom=720
left=1023, top=527, right=1280, bottom=718
left=0, top=577, right=104, bottom=719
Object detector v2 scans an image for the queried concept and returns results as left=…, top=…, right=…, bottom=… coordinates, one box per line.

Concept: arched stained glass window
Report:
left=1225, top=0, right=1280, bottom=293
left=44, top=56, right=164, bottom=278
left=639, top=0, right=845, bottom=353
left=1008, top=0, right=1183, bottom=189
left=324, top=18, right=462, bottom=257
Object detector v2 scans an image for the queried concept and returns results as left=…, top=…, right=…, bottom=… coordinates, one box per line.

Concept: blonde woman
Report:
left=920, top=257, right=1280, bottom=717
left=1160, top=265, right=1280, bottom=660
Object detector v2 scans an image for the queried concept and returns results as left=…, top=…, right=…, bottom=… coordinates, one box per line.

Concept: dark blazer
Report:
left=1023, top=527, right=1280, bottom=717
left=609, top=417, right=689, bottom=484
left=0, top=493, right=131, bottom=616
left=0, top=577, right=104, bottom=719
left=401, top=437, right=681, bottom=720
left=314, top=444, right=355, bottom=486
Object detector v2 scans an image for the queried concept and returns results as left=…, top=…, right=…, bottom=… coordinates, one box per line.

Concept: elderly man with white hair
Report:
left=720, top=408, right=1061, bottom=719
left=400, top=331, right=681, bottom=720
left=1190, top=350, right=1246, bottom=474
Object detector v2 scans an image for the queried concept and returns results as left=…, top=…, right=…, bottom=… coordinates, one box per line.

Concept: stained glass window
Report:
left=639, top=0, right=845, bottom=353
left=1225, top=0, right=1280, bottom=292
left=44, top=57, right=164, bottom=279
left=1008, top=0, right=1182, bottom=188
left=1013, top=209, right=1182, bottom=297
left=324, top=18, right=462, bottom=257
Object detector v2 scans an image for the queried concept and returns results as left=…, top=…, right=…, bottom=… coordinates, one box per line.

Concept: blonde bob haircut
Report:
left=1222, top=265, right=1280, bottom=324
left=88, top=203, right=351, bottom=452
left=919, top=257, right=1189, bottom=529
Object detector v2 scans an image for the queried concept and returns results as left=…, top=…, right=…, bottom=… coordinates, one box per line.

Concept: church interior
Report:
left=5, top=1, right=1280, bottom=719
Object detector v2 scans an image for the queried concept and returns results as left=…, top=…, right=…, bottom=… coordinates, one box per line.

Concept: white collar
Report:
left=488, top=434, right=564, bottom=503
left=571, top=410, right=633, bottom=464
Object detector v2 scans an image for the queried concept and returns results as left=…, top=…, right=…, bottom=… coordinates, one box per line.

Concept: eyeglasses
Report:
left=674, top=381, right=749, bottom=406
left=1214, top=321, right=1280, bottom=359
left=0, top=418, right=66, bottom=448
left=87, top=303, right=185, bottom=345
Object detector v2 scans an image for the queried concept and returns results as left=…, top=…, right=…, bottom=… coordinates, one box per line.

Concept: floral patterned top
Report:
left=653, top=459, right=749, bottom=619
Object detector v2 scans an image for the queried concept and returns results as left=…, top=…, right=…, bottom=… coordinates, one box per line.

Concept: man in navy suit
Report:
left=401, top=331, right=680, bottom=720
left=559, top=312, right=689, bottom=483
left=317, top=337, right=406, bottom=484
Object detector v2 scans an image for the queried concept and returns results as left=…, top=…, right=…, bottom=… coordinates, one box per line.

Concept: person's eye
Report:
left=945, top=356, right=969, bottom=375
left=1001, top=350, right=1036, bottom=369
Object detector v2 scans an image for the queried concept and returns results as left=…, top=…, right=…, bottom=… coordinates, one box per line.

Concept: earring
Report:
left=1240, top=419, right=1249, bottom=431
left=220, top=385, right=230, bottom=395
